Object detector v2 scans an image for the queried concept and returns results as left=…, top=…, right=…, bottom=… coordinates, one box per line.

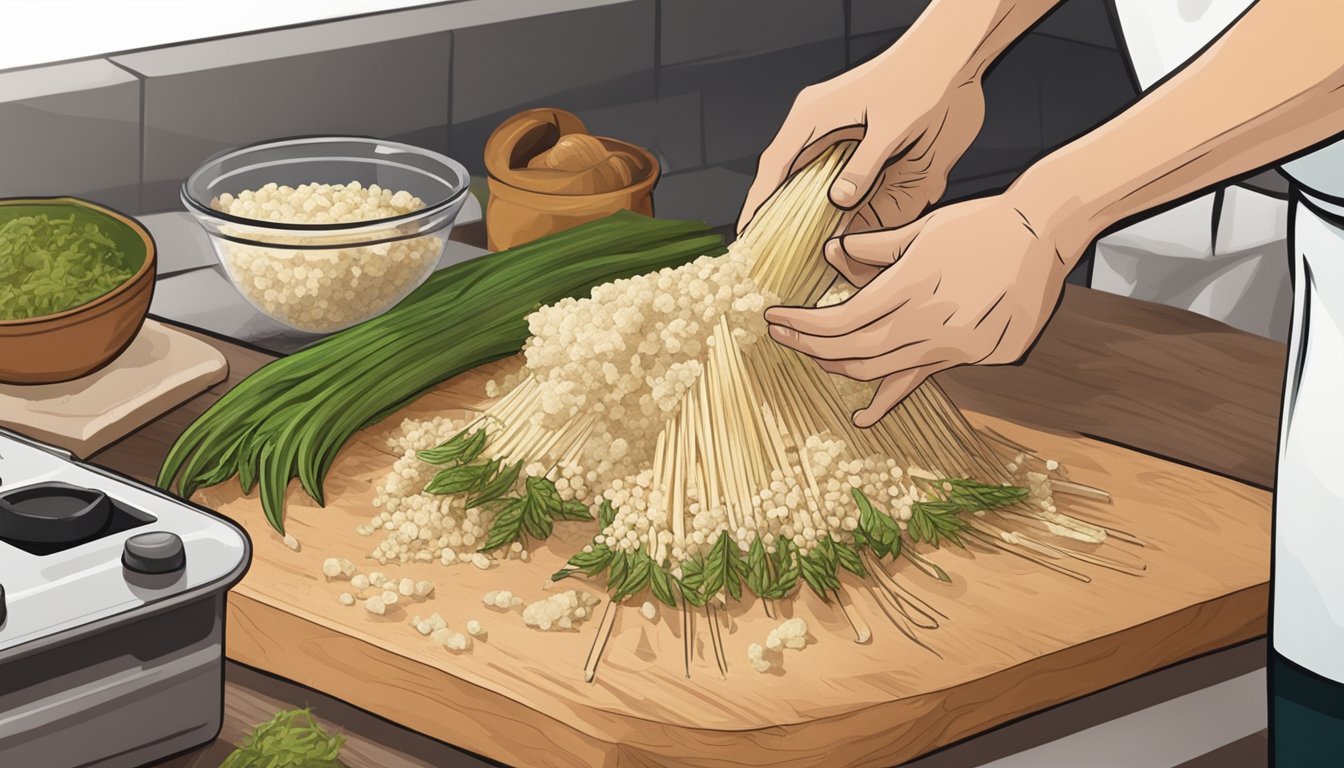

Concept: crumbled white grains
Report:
left=766, top=618, right=808, bottom=652
left=380, top=590, right=399, bottom=606
left=364, top=596, right=386, bottom=615
left=211, top=182, right=436, bottom=332
left=350, top=574, right=371, bottom=591
left=338, top=592, right=356, bottom=606
left=1046, top=459, right=1060, bottom=471
left=471, top=553, right=491, bottom=570
left=398, top=577, right=416, bottom=597
left=321, top=558, right=343, bottom=578
left=482, top=590, right=523, bottom=610
left=466, top=620, right=487, bottom=638
left=430, top=627, right=453, bottom=645
left=414, top=580, right=435, bottom=598
left=443, top=632, right=472, bottom=652
left=369, top=572, right=387, bottom=588
left=747, top=643, right=772, bottom=673
left=639, top=601, right=658, bottom=621
left=522, top=590, right=602, bottom=632
left=282, top=534, right=300, bottom=551
left=440, top=548, right=457, bottom=565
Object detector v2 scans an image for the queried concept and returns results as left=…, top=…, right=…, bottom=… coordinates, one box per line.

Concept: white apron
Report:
left=1098, top=0, right=1291, bottom=342
left=1111, top=0, right=1344, bottom=680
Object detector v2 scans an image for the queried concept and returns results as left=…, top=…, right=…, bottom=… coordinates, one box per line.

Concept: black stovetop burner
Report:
left=0, top=482, right=155, bottom=557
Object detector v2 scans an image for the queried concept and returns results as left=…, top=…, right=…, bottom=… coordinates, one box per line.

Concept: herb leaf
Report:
left=466, top=459, right=522, bottom=508
left=557, top=499, right=593, bottom=521
left=479, top=498, right=525, bottom=553
left=854, top=488, right=902, bottom=560
left=415, top=427, right=476, bottom=465
left=598, top=499, right=617, bottom=528
left=553, top=543, right=615, bottom=580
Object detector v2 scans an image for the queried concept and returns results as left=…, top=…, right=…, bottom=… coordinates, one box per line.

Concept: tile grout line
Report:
left=105, top=57, right=147, bottom=214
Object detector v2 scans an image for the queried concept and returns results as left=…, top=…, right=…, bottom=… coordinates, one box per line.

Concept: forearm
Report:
left=1013, top=0, right=1344, bottom=260
left=875, top=0, right=1063, bottom=82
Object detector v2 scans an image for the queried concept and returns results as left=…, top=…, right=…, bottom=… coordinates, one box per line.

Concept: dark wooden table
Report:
left=90, top=283, right=1286, bottom=767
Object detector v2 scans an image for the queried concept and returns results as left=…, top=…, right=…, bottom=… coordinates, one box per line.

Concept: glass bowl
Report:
left=182, top=136, right=470, bottom=333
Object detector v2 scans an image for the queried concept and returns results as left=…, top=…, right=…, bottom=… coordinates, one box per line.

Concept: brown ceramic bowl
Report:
left=0, top=198, right=156, bottom=384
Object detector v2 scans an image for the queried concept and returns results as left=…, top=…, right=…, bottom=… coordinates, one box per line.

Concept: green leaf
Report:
left=798, top=548, right=840, bottom=600
left=702, top=531, right=745, bottom=601
left=556, top=499, right=593, bottom=521
left=424, top=463, right=491, bottom=495
left=854, top=488, right=902, bottom=560
left=833, top=539, right=868, bottom=577
left=521, top=494, right=554, bottom=540
left=466, top=459, right=522, bottom=508
left=649, top=564, right=678, bottom=607
left=607, top=549, right=631, bottom=594
left=612, top=553, right=652, bottom=602
left=525, top=476, right=563, bottom=515
left=415, top=426, right=475, bottom=464
left=553, top=542, right=615, bottom=580
left=745, top=537, right=769, bottom=596
left=458, top=428, right=488, bottom=464
left=761, top=539, right=801, bottom=599
left=909, top=501, right=968, bottom=549
left=677, top=556, right=709, bottom=606
left=479, top=498, right=524, bottom=552
left=598, top=499, right=617, bottom=528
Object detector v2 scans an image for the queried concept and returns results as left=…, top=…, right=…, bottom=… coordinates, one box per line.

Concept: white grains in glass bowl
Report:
left=211, top=181, right=441, bottom=333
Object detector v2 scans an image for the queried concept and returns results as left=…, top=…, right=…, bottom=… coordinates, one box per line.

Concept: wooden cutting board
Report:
left=201, top=357, right=1270, bottom=768
left=0, top=320, right=228, bottom=457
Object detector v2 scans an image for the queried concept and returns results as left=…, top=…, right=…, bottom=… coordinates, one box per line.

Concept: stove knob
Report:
left=122, top=532, right=186, bottom=575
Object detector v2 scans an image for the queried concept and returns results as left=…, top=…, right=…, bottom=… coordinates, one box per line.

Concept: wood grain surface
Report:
left=196, top=354, right=1272, bottom=768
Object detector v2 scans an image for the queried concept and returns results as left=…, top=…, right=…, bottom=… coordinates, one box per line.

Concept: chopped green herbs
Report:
left=219, top=708, right=345, bottom=768
left=0, top=213, right=137, bottom=321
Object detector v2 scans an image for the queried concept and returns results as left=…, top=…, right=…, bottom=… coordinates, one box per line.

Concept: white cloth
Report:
left=1091, top=186, right=1292, bottom=340
left=1273, top=192, right=1344, bottom=681
left=1109, top=0, right=1344, bottom=679
left=1095, top=0, right=1292, bottom=341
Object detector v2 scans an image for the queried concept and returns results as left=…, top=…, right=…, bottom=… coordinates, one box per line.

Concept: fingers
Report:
left=823, top=237, right=882, bottom=287
left=768, top=315, right=925, bottom=362
left=831, top=134, right=898, bottom=209
left=765, top=224, right=921, bottom=336
left=854, top=367, right=940, bottom=428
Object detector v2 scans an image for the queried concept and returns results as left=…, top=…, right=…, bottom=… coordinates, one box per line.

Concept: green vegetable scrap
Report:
left=0, top=213, right=136, bottom=321
left=553, top=479, right=1028, bottom=605
left=219, top=708, right=345, bottom=768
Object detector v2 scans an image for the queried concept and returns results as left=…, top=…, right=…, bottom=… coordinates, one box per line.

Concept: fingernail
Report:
left=852, top=409, right=870, bottom=428
left=831, top=179, right=857, bottom=204
left=768, top=324, right=796, bottom=344
left=824, top=238, right=844, bottom=261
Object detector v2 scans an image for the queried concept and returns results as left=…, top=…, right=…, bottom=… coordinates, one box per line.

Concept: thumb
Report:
left=830, top=134, right=895, bottom=209
left=828, top=219, right=920, bottom=269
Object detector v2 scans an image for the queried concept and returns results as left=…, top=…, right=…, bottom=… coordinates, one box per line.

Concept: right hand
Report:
left=737, top=45, right=986, bottom=266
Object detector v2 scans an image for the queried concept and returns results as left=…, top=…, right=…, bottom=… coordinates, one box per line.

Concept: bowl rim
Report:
left=0, top=196, right=157, bottom=328
left=180, top=134, right=472, bottom=233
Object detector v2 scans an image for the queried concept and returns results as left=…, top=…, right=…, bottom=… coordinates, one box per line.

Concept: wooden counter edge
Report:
left=224, top=581, right=1267, bottom=768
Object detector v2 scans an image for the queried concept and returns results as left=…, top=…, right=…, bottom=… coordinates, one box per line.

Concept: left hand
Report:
left=765, top=194, right=1085, bottom=427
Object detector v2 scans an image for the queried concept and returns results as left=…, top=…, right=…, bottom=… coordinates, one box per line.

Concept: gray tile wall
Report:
left=0, top=60, right=141, bottom=211
left=0, top=0, right=1138, bottom=233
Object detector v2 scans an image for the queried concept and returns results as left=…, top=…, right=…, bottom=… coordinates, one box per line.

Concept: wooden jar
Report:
left=483, top=108, right=659, bottom=250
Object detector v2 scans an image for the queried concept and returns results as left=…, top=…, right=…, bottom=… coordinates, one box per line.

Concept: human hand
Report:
left=764, top=194, right=1089, bottom=427
left=737, top=45, right=985, bottom=238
